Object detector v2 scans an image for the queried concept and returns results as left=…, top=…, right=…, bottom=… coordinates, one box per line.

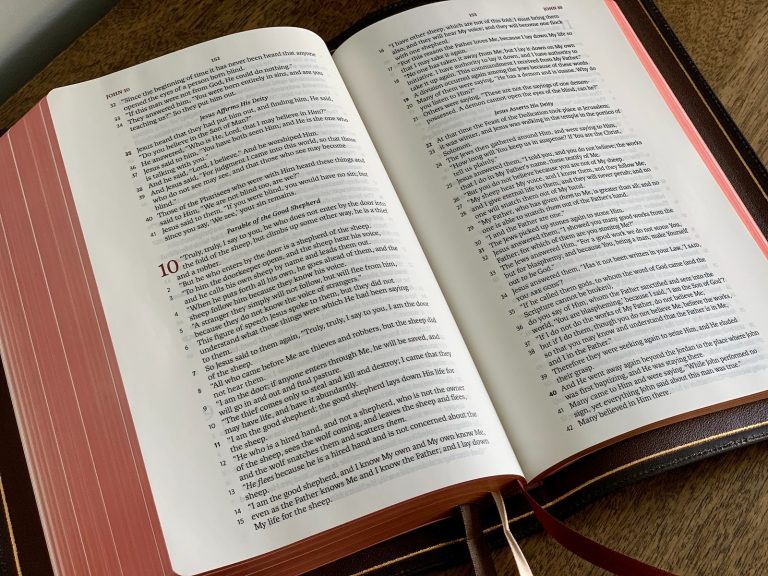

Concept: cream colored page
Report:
left=334, top=0, right=768, bottom=479
left=47, top=28, right=520, bottom=575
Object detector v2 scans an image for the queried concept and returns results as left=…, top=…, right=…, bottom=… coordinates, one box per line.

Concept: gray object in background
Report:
left=0, top=0, right=118, bottom=105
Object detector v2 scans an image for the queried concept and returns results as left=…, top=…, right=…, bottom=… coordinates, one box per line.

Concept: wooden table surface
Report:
left=1, top=1, right=766, bottom=575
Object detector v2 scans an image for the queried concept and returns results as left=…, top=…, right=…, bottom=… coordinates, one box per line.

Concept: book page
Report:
left=334, top=0, right=768, bottom=479
left=47, top=28, right=520, bottom=575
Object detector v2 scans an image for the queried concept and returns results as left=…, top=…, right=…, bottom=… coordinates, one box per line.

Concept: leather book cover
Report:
left=1, top=1, right=767, bottom=575
left=0, top=368, right=51, bottom=575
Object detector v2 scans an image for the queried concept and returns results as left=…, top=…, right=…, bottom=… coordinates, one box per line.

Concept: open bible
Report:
left=1, top=0, right=768, bottom=574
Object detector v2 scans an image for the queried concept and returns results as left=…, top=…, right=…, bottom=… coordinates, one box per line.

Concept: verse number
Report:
left=159, top=259, right=180, bottom=277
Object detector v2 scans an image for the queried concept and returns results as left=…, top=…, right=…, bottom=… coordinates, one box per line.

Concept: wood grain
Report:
left=0, top=1, right=766, bottom=575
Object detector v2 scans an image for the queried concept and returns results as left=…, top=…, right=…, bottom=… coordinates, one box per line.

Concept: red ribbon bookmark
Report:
left=515, top=479, right=677, bottom=575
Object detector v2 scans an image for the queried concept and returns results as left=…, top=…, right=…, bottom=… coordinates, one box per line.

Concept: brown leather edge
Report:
left=0, top=476, right=23, bottom=576
left=0, top=368, right=52, bottom=575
